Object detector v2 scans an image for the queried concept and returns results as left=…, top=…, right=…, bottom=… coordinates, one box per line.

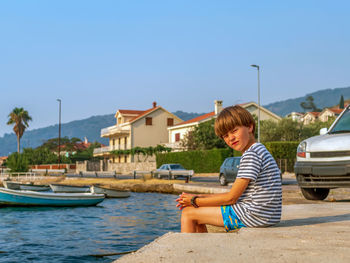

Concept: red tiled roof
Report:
left=174, top=112, right=215, bottom=126
left=328, top=108, right=344, bottom=114
left=118, top=110, right=145, bottom=115
left=129, top=106, right=160, bottom=122
left=307, top=112, right=321, bottom=117
left=0, top=156, right=8, bottom=160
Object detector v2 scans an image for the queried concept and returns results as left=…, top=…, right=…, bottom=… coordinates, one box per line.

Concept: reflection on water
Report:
left=0, top=192, right=181, bottom=262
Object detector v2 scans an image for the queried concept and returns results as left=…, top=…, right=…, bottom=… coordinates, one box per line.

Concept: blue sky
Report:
left=1, top=0, right=350, bottom=136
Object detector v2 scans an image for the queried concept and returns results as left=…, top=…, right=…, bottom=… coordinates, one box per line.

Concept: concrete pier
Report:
left=115, top=203, right=350, bottom=263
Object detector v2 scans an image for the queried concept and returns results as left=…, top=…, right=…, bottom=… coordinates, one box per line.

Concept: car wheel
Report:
left=219, top=174, right=228, bottom=186
left=300, top=188, right=330, bottom=200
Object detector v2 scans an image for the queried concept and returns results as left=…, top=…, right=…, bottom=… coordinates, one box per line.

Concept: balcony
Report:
left=93, top=144, right=132, bottom=155
left=101, top=125, right=130, bottom=137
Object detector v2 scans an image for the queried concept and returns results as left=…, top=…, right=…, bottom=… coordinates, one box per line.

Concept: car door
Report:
left=224, top=158, right=234, bottom=180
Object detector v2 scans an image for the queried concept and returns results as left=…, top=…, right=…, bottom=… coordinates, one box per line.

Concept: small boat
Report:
left=19, top=184, right=50, bottom=192
left=50, top=184, right=91, bottom=193
left=0, top=187, right=105, bottom=207
left=3, top=181, right=50, bottom=192
left=91, top=185, right=130, bottom=198
left=3, top=181, right=23, bottom=190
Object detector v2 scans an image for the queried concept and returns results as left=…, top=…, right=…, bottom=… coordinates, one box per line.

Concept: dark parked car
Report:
left=154, top=163, right=194, bottom=180
left=219, top=157, right=241, bottom=186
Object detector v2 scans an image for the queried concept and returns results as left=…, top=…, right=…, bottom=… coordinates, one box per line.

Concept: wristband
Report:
left=191, top=196, right=199, bottom=208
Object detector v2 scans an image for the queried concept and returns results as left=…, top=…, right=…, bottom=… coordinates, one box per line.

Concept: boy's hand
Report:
left=175, top=192, right=195, bottom=210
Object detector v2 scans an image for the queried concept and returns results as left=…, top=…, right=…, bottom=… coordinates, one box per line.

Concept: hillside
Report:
left=264, top=86, right=350, bottom=116
left=0, top=111, right=204, bottom=156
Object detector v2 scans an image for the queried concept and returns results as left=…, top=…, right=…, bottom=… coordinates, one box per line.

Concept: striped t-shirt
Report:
left=232, top=143, right=282, bottom=227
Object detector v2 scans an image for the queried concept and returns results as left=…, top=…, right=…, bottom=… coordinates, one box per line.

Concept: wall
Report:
left=109, top=161, right=156, bottom=174
left=76, top=160, right=156, bottom=174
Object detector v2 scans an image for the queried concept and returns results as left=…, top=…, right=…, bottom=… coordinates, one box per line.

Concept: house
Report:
left=285, top=112, right=304, bottom=122
left=167, top=101, right=281, bottom=150
left=166, top=100, right=222, bottom=150
left=0, top=156, right=8, bottom=167
left=302, top=112, right=320, bottom=125
left=93, top=102, right=183, bottom=163
left=318, top=107, right=344, bottom=122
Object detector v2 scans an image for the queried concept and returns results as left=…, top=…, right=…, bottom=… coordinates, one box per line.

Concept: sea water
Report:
left=0, top=192, right=181, bottom=262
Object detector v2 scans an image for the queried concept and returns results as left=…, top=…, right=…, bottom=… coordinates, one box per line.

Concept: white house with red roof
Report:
left=167, top=101, right=281, bottom=150
left=302, top=111, right=320, bottom=125
left=93, top=102, right=183, bottom=163
left=318, top=107, right=345, bottom=122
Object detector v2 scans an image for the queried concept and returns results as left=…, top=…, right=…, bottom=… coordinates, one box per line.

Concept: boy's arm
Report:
left=178, top=178, right=250, bottom=208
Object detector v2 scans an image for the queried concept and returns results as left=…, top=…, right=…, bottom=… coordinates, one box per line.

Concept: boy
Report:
left=176, top=105, right=282, bottom=233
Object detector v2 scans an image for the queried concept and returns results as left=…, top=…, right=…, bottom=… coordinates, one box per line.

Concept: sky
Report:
left=1, top=0, right=350, bottom=137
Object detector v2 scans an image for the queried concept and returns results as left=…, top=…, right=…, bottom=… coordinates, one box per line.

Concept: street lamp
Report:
left=250, top=64, right=260, bottom=142
left=57, top=99, right=61, bottom=169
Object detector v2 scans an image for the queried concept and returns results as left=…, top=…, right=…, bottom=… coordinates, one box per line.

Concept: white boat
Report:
left=3, top=181, right=22, bottom=190
left=0, top=187, right=105, bottom=207
left=50, top=184, right=91, bottom=193
left=91, top=185, right=130, bottom=198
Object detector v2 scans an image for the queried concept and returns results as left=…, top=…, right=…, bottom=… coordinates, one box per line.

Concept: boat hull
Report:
left=50, top=184, right=91, bottom=193
left=0, top=187, right=104, bottom=207
left=91, top=185, right=130, bottom=198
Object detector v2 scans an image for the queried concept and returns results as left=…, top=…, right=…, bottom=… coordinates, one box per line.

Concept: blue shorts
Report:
left=221, top=205, right=246, bottom=232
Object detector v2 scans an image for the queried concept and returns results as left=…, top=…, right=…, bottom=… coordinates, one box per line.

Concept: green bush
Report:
left=156, top=142, right=298, bottom=173
left=156, top=148, right=235, bottom=173
left=264, top=141, right=299, bottom=173
left=6, top=152, right=29, bottom=172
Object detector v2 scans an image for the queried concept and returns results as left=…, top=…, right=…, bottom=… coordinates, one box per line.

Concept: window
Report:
left=175, top=133, right=180, bottom=142
left=112, top=139, right=115, bottom=146
left=112, top=157, right=115, bottom=163
left=146, top=117, right=152, bottom=125
left=124, top=155, right=127, bottom=163
left=118, top=156, right=121, bottom=163
left=124, top=137, right=127, bottom=146
left=167, top=118, right=174, bottom=126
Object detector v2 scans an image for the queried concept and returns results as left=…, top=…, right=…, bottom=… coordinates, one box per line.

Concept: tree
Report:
left=181, top=119, right=227, bottom=150
left=339, top=95, right=345, bottom=109
left=300, top=96, right=321, bottom=112
left=6, top=152, right=29, bottom=172
left=7, top=107, right=32, bottom=153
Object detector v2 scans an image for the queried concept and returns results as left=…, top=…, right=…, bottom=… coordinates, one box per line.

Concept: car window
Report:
left=159, top=165, right=165, bottom=169
left=170, top=164, right=184, bottom=170
left=329, top=107, right=350, bottom=134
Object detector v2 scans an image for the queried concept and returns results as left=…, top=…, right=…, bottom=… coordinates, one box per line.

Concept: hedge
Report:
left=156, top=148, right=234, bottom=173
left=156, top=142, right=299, bottom=173
left=264, top=141, right=299, bottom=173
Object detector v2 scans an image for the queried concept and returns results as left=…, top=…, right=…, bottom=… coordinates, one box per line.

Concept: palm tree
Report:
left=7, top=107, right=32, bottom=153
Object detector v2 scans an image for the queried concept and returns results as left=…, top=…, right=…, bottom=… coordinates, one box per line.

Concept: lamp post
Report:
left=57, top=99, right=61, bottom=169
left=250, top=64, right=260, bottom=142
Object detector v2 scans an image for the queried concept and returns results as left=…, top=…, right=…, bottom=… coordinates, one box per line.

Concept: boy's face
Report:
left=222, top=125, right=255, bottom=153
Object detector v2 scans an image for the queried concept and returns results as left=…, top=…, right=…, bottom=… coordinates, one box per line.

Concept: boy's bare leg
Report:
left=181, top=206, right=224, bottom=233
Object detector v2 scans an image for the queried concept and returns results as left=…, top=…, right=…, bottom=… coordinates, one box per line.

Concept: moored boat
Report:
left=3, top=181, right=23, bottom=190
left=91, top=185, right=130, bottom=198
left=50, top=184, right=91, bottom=193
left=0, top=187, right=105, bottom=207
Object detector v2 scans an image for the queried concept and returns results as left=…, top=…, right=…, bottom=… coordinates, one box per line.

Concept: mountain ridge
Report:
left=1, top=86, right=349, bottom=156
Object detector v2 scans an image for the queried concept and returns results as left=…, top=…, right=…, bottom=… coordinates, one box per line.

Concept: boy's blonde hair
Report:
left=214, top=105, right=256, bottom=138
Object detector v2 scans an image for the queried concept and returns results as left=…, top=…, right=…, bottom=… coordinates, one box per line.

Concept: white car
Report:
left=154, top=164, right=194, bottom=180
left=294, top=105, right=350, bottom=200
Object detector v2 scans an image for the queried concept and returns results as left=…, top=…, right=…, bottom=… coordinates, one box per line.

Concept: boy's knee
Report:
left=181, top=207, right=196, bottom=219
